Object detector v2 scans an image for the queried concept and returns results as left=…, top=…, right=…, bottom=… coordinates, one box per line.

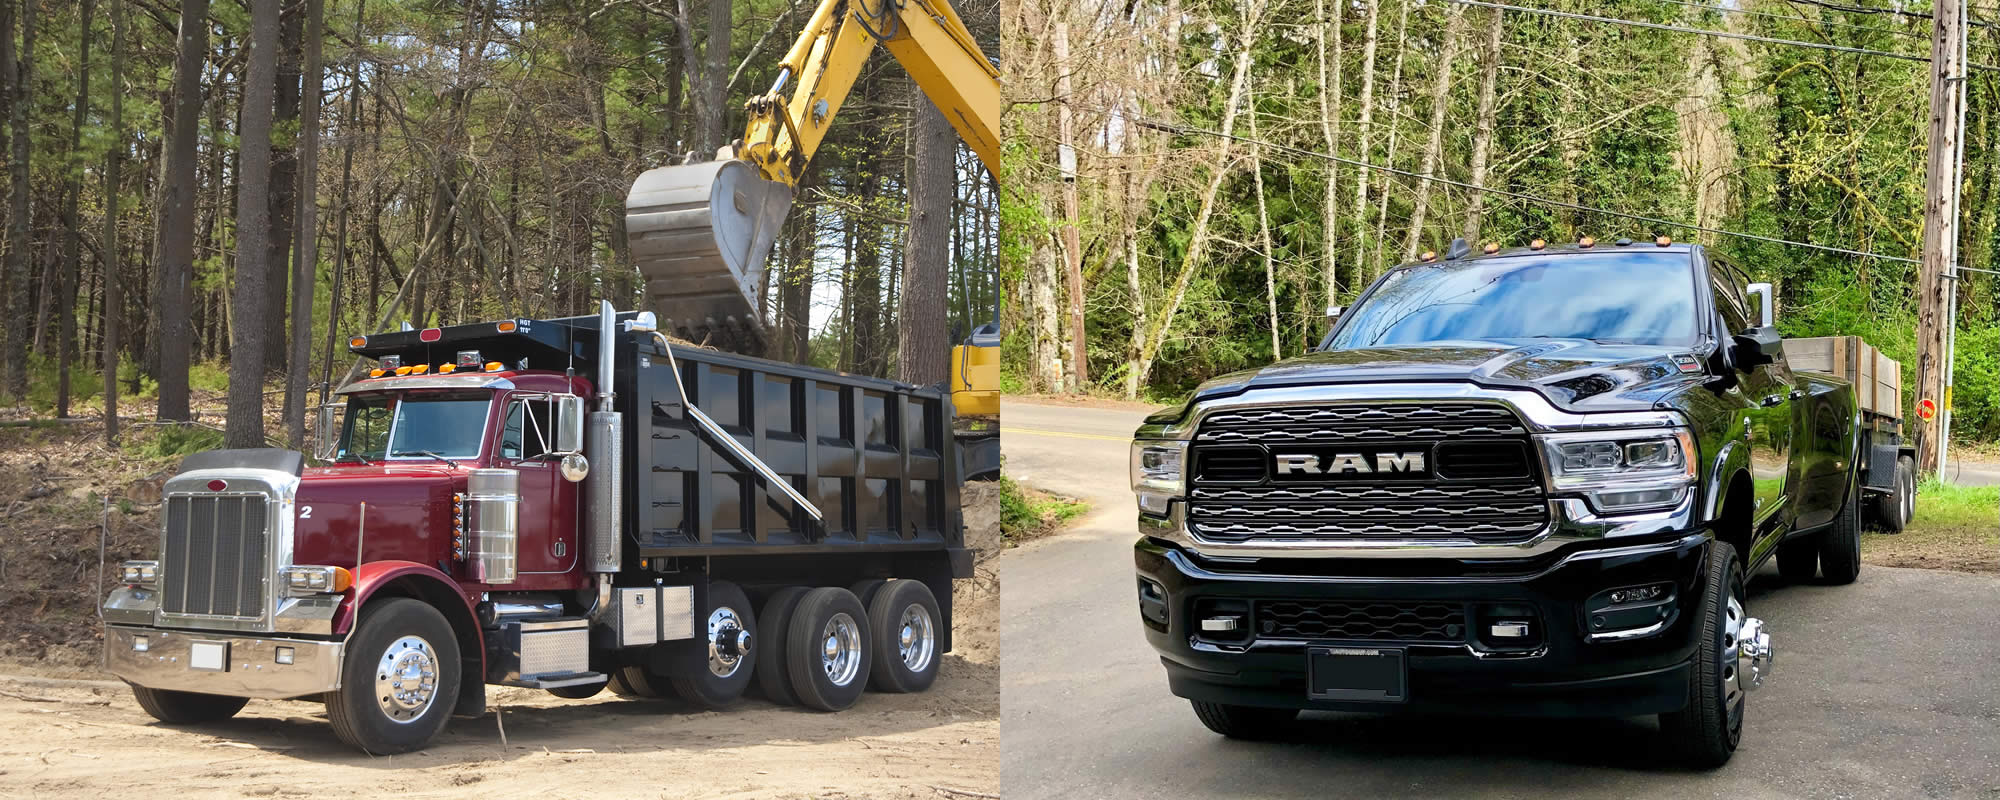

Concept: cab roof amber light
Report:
left=485, top=361, right=504, bottom=372
left=1482, top=242, right=1500, bottom=254
left=348, top=336, right=366, bottom=349
left=1529, top=239, right=1547, bottom=250
left=1656, top=235, right=1673, bottom=246
left=496, top=321, right=518, bottom=333
left=394, top=366, right=414, bottom=376
left=411, top=364, right=431, bottom=374
left=369, top=369, right=385, bottom=378
left=1578, top=236, right=1596, bottom=248
left=1419, top=250, right=1437, bottom=262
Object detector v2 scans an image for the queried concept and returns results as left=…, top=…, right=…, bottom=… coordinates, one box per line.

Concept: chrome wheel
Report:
left=897, top=603, right=936, bottom=673
left=706, top=606, right=752, bottom=678
left=821, top=611, right=863, bottom=687
left=374, top=634, right=440, bottom=723
left=1901, top=469, right=1916, bottom=523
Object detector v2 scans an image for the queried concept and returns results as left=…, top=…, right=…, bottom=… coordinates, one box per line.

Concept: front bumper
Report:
left=1134, top=532, right=1713, bottom=717
left=105, top=625, right=344, bottom=700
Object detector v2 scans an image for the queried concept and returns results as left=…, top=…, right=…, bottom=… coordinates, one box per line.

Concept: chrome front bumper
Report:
left=104, top=625, right=344, bottom=700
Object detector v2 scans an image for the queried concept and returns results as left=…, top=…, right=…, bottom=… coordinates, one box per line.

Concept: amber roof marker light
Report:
left=1482, top=242, right=1500, bottom=254
left=1529, top=239, right=1547, bottom=250
left=1656, top=235, right=1673, bottom=246
left=1419, top=250, right=1438, bottom=263
left=1578, top=236, right=1596, bottom=248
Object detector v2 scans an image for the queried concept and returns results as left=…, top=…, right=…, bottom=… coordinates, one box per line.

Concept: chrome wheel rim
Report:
left=897, top=603, right=936, bottom=673
left=1721, top=594, right=1746, bottom=730
left=374, top=635, right=440, bottom=723
left=1902, top=471, right=1915, bottom=522
left=706, top=606, right=751, bottom=678
left=821, top=612, right=863, bottom=686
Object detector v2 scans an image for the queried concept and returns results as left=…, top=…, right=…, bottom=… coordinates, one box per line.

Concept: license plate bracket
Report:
left=1307, top=646, right=1406, bottom=702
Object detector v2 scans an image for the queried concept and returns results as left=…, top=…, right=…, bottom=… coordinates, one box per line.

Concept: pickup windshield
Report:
left=337, top=393, right=490, bottom=461
left=1327, top=252, right=1700, bottom=348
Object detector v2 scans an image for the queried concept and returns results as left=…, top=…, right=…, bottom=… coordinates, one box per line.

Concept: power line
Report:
left=1105, top=106, right=1940, bottom=268
left=1644, top=0, right=1926, bottom=41
left=1780, top=0, right=1999, bottom=30
left=1450, top=0, right=2000, bottom=72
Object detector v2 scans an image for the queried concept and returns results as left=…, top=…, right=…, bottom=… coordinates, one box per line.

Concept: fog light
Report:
left=1607, top=584, right=1669, bottom=605
left=1489, top=621, right=1531, bottom=639
left=132, top=636, right=149, bottom=652
left=274, top=646, right=295, bottom=665
left=1201, top=616, right=1242, bottom=632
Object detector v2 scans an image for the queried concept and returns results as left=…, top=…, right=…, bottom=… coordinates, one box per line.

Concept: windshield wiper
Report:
left=395, top=450, right=458, bottom=468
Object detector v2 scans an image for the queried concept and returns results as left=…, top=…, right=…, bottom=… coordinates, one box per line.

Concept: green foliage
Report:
left=129, top=424, right=226, bottom=460
left=997, top=475, right=1089, bottom=542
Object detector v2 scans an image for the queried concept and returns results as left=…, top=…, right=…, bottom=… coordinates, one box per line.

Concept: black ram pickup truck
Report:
left=1131, top=238, right=1862, bottom=767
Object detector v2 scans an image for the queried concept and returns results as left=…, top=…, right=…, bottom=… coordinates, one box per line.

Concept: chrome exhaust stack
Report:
left=585, top=301, right=625, bottom=619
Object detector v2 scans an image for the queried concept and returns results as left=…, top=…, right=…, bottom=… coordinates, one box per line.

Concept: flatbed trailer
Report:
left=1785, top=335, right=1915, bottom=530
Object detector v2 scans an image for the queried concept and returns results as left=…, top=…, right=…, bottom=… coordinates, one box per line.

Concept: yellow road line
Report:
left=1000, top=426, right=1128, bottom=442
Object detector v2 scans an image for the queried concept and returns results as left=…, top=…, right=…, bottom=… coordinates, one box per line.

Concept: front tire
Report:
left=129, top=685, right=248, bottom=724
left=866, top=580, right=942, bottom=693
left=1189, top=701, right=1298, bottom=740
left=1818, top=469, right=1863, bottom=585
left=326, top=598, right=462, bottom=754
left=666, top=580, right=757, bottom=709
left=1658, top=541, right=1745, bottom=769
left=786, top=587, right=872, bottom=711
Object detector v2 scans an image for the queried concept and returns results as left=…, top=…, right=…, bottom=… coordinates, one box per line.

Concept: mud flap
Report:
left=625, top=159, right=793, bottom=355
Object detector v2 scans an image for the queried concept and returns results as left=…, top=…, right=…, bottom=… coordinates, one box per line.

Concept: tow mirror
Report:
left=1744, top=282, right=1774, bottom=327
left=313, top=403, right=344, bottom=461
left=555, top=395, right=585, bottom=455
left=1732, top=326, right=1782, bottom=372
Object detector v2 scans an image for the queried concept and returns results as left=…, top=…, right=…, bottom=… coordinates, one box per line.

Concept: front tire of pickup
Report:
left=1659, top=540, right=1746, bottom=769
left=326, top=598, right=462, bottom=754
left=129, top=685, right=249, bottom=724
left=1818, top=469, right=1863, bottom=585
left=1190, top=701, right=1299, bottom=740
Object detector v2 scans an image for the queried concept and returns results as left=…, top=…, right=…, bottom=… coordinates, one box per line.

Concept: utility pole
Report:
left=1053, top=20, right=1088, bottom=391
left=1915, top=0, right=1964, bottom=478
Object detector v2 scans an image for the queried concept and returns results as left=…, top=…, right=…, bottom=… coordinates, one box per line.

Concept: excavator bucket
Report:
left=625, top=159, right=793, bottom=355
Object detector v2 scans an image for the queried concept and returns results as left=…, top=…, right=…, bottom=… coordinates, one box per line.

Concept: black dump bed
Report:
left=349, top=312, right=966, bottom=559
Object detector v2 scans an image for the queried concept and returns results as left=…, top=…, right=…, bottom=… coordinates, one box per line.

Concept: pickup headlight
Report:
left=119, top=560, right=160, bottom=587
left=283, top=565, right=354, bottom=596
left=1130, top=439, right=1188, bottom=516
left=1538, top=428, right=1697, bottom=513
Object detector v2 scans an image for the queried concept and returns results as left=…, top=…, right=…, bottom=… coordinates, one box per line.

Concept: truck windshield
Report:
left=337, top=394, right=490, bottom=461
left=1326, top=252, right=1700, bottom=348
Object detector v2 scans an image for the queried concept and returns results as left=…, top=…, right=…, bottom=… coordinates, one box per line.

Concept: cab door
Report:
left=499, top=395, right=576, bottom=574
left=1711, top=266, right=1792, bottom=529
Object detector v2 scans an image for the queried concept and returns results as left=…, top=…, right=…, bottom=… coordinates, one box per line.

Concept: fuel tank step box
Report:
left=487, top=617, right=593, bottom=686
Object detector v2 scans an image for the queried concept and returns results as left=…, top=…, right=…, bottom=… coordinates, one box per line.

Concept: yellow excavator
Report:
left=623, top=0, right=997, bottom=396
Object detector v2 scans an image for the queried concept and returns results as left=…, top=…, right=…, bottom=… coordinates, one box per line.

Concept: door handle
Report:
left=1761, top=394, right=1785, bottom=407
left=1789, top=389, right=1807, bottom=400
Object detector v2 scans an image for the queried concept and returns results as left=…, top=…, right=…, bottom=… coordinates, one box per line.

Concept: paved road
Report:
left=1000, top=399, right=2000, bottom=799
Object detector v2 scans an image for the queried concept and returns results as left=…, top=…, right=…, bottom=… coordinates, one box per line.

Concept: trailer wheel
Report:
left=667, top=580, right=757, bottom=709
left=1817, top=468, right=1863, bottom=585
left=326, top=598, right=461, bottom=754
left=129, top=685, right=248, bottom=724
left=1873, top=457, right=1913, bottom=533
left=754, top=586, right=809, bottom=705
left=867, top=580, right=941, bottom=693
left=786, top=587, right=872, bottom=711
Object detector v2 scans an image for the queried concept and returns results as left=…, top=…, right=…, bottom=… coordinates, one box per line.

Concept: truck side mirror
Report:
left=1745, top=282, right=1774, bottom=327
left=1732, top=326, right=1783, bottom=371
left=313, top=403, right=344, bottom=461
left=555, top=395, right=585, bottom=455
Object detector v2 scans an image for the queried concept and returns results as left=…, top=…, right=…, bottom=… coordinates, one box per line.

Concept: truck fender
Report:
left=1700, top=438, right=1752, bottom=526
left=336, top=560, right=488, bottom=718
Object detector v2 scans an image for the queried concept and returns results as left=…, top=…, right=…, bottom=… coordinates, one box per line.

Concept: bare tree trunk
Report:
left=59, top=0, right=98, bottom=418
left=4, top=0, right=32, bottom=398
left=284, top=0, right=324, bottom=449
left=1249, top=109, right=1280, bottom=361
left=1402, top=3, right=1465, bottom=261
left=157, top=0, right=206, bottom=422
left=1133, top=0, right=1263, bottom=390
left=265, top=0, right=304, bottom=373
left=1349, top=0, right=1383, bottom=285
left=898, top=99, right=954, bottom=386
left=103, top=0, right=126, bottom=443
left=1315, top=0, right=1342, bottom=308
left=1053, top=19, right=1087, bottom=390
left=1030, top=232, right=1065, bottom=392
left=226, top=0, right=280, bottom=449
left=1123, top=235, right=1144, bottom=399
left=1461, top=8, right=1504, bottom=241
left=319, top=0, right=365, bottom=406
left=1369, top=0, right=1412, bottom=278
left=675, top=0, right=730, bottom=156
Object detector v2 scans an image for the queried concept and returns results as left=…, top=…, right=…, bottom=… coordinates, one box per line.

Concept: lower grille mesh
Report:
left=1257, top=599, right=1465, bottom=642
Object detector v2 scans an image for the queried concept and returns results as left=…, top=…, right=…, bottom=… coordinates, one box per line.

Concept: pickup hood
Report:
left=291, top=463, right=461, bottom=568
left=1189, top=339, right=1704, bottom=412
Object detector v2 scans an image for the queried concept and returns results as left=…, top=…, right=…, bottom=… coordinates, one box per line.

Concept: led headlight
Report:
left=1130, top=439, right=1188, bottom=515
left=119, top=560, right=160, bottom=587
left=1538, top=428, right=1697, bottom=513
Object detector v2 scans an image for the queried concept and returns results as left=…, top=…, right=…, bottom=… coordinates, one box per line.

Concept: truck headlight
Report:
left=1130, top=440, right=1188, bottom=515
left=1538, top=428, right=1697, bottom=513
left=283, top=565, right=354, bottom=596
left=120, top=560, right=160, bottom=587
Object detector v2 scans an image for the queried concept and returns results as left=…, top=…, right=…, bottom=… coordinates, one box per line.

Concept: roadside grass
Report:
left=1862, top=480, right=1999, bottom=573
left=999, top=475, right=1088, bottom=545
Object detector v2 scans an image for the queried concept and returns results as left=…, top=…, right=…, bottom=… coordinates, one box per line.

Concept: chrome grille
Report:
left=1186, top=402, right=1548, bottom=543
left=161, top=494, right=270, bottom=618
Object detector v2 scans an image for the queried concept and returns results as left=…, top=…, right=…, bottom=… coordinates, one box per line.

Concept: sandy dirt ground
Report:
left=0, top=466, right=1000, bottom=800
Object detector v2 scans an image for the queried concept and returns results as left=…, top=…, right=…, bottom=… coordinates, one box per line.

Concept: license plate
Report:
left=1308, top=646, right=1406, bottom=702
left=189, top=640, right=229, bottom=672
